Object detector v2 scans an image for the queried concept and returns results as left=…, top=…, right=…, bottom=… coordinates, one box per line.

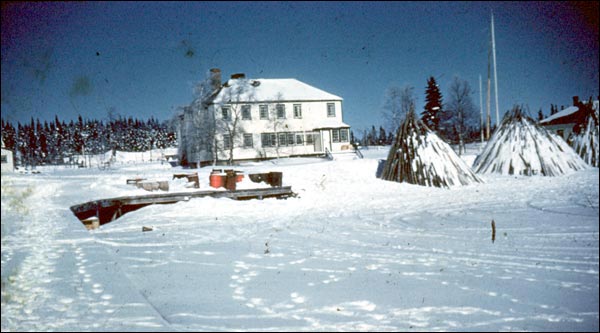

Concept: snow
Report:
left=2, top=145, right=599, bottom=331
left=212, top=78, right=342, bottom=104
left=312, top=119, right=351, bottom=129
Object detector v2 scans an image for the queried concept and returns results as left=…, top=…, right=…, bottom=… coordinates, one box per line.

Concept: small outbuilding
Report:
left=1, top=139, right=14, bottom=173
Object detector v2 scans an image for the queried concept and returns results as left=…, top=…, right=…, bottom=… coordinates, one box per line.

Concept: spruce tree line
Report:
left=1, top=115, right=176, bottom=167
left=359, top=126, right=394, bottom=146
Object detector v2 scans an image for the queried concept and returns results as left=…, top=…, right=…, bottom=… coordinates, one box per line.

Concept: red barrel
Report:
left=235, top=171, right=244, bottom=183
left=209, top=169, right=225, bottom=188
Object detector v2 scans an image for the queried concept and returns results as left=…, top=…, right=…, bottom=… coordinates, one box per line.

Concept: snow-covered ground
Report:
left=1, top=144, right=598, bottom=331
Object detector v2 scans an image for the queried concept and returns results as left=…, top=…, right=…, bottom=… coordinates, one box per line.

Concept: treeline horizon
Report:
left=1, top=115, right=177, bottom=168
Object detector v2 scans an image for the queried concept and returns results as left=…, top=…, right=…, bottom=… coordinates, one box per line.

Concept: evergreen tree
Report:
left=71, top=120, right=83, bottom=156
left=29, top=118, right=39, bottom=167
left=387, top=131, right=394, bottom=145
left=370, top=125, right=377, bottom=145
left=1, top=120, right=17, bottom=151
left=421, top=76, right=443, bottom=132
left=17, top=123, right=28, bottom=167
left=47, top=121, right=59, bottom=163
left=378, top=126, right=386, bottom=145
left=538, top=108, right=544, bottom=121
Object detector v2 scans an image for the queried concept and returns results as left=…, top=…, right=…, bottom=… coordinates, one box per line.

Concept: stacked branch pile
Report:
left=473, top=106, right=588, bottom=176
left=569, top=104, right=599, bottom=168
left=380, top=109, right=482, bottom=188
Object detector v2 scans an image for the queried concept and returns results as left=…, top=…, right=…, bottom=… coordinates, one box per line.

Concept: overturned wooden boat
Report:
left=70, top=186, right=295, bottom=228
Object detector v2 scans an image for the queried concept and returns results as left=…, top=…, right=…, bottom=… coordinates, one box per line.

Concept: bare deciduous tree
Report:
left=215, top=78, right=254, bottom=165
left=382, top=85, right=415, bottom=135
left=193, top=77, right=216, bottom=166
left=266, top=92, right=287, bottom=159
left=445, top=76, right=478, bottom=155
left=175, top=72, right=216, bottom=167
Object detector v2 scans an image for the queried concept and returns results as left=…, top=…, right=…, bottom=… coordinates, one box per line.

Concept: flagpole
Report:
left=479, top=75, right=484, bottom=144
left=491, top=11, right=500, bottom=127
left=487, top=38, right=491, bottom=140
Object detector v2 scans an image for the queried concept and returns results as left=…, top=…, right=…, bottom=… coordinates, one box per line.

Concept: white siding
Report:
left=181, top=78, right=350, bottom=164
left=1, top=148, right=14, bottom=172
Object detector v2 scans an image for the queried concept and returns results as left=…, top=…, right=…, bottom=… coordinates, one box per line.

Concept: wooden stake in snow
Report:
left=380, top=108, right=483, bottom=188
left=491, top=220, right=496, bottom=243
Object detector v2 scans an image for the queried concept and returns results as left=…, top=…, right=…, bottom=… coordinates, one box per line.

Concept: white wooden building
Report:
left=178, top=71, right=353, bottom=166
left=1, top=139, right=15, bottom=173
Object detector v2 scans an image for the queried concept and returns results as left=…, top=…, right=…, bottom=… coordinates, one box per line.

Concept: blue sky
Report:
left=2, top=1, right=598, bottom=133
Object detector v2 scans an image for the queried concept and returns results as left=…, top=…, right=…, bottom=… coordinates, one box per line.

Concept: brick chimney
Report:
left=572, top=95, right=579, bottom=106
left=209, top=68, right=221, bottom=91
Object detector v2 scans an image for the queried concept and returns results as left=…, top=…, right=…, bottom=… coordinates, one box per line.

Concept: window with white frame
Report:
left=222, top=106, right=231, bottom=120
left=293, top=104, right=302, bottom=118
left=260, top=131, right=318, bottom=147
left=327, top=103, right=335, bottom=117
left=340, top=128, right=349, bottom=142
left=332, top=129, right=340, bottom=142
left=241, top=105, right=251, bottom=120
left=243, top=133, right=253, bottom=148
left=276, top=104, right=286, bottom=119
left=259, top=105, right=269, bottom=119
left=223, top=134, right=231, bottom=149
left=278, top=132, right=287, bottom=146
left=261, top=133, right=276, bottom=147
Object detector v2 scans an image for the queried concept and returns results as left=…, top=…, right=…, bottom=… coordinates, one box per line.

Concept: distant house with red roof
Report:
left=539, top=96, right=597, bottom=140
